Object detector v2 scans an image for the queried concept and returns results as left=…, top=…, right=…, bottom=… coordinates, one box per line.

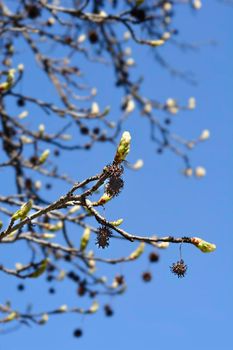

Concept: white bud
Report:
left=192, top=0, right=202, bottom=10
left=17, top=63, right=24, bottom=72
left=77, top=34, right=86, bottom=44
left=199, top=129, right=210, bottom=141
left=123, top=31, right=131, bottom=41
left=188, top=97, right=196, bottom=110
left=195, top=166, right=206, bottom=178
left=126, top=58, right=135, bottom=66
left=91, top=102, right=100, bottom=115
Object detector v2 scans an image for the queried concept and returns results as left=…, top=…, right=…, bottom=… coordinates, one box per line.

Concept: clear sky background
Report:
left=0, top=1, right=232, bottom=350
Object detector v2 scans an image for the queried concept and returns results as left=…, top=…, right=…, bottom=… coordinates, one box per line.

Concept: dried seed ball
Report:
left=149, top=252, right=160, bottom=263
left=93, top=127, right=100, bottom=135
left=54, top=149, right=60, bottom=157
left=142, top=271, right=152, bottom=282
left=26, top=5, right=41, bottom=19
left=96, top=225, right=112, bottom=249
left=89, top=291, right=97, bottom=298
left=115, top=275, right=125, bottom=285
left=80, top=126, right=89, bottom=135
left=156, top=148, right=163, bottom=154
left=17, top=284, right=25, bottom=291
left=25, top=178, right=32, bottom=190
left=88, top=31, right=99, bottom=44
left=48, top=287, right=56, bottom=294
left=104, top=304, right=114, bottom=317
left=77, top=284, right=86, bottom=296
left=73, top=328, right=83, bottom=338
left=105, top=176, right=124, bottom=197
left=29, top=156, right=38, bottom=166
left=131, top=8, right=146, bottom=21
left=67, top=271, right=80, bottom=282
left=84, top=143, right=91, bottom=150
left=64, top=254, right=72, bottom=262
left=17, top=98, right=25, bottom=107
left=170, top=259, right=187, bottom=278
left=46, top=275, right=54, bottom=282
left=164, top=118, right=171, bottom=125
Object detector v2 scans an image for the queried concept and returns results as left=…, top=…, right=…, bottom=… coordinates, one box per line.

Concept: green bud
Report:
left=109, top=218, right=123, bottom=227
left=12, top=200, right=33, bottom=221
left=29, top=259, right=49, bottom=278
left=129, top=242, right=145, bottom=260
left=38, top=149, right=50, bottom=164
left=114, top=131, right=131, bottom=163
left=80, top=227, right=91, bottom=251
left=0, top=69, right=16, bottom=93
left=192, top=237, right=216, bottom=253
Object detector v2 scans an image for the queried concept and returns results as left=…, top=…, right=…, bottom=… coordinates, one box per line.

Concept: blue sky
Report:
left=0, top=1, right=232, bottom=350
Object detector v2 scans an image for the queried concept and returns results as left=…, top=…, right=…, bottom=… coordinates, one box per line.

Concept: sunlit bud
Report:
left=131, top=159, right=144, bottom=170
left=125, top=99, right=135, bottom=113
left=123, top=31, right=131, bottom=41
left=192, top=0, right=202, bottom=10
left=144, top=102, right=152, bottom=114
left=109, top=218, right=123, bottom=227
left=188, top=97, right=196, bottom=109
left=129, top=242, right=145, bottom=260
left=60, top=134, right=72, bottom=140
left=47, top=17, right=55, bottom=26
left=126, top=58, right=135, bottom=66
left=44, top=221, right=63, bottom=232
left=12, top=200, right=33, bottom=221
left=164, top=16, right=171, bottom=24
left=15, top=263, right=23, bottom=270
left=168, top=106, right=179, bottom=115
left=114, top=131, right=131, bottom=163
left=29, top=259, right=49, bottom=278
left=38, top=124, right=45, bottom=136
left=40, top=233, right=56, bottom=239
left=163, top=2, right=172, bottom=11
left=166, top=98, right=176, bottom=108
left=21, top=136, right=33, bottom=144
left=80, top=227, right=91, bottom=251
left=91, top=102, right=100, bottom=115
left=68, top=205, right=81, bottom=214
left=35, top=180, right=42, bottom=190
left=186, top=141, right=195, bottom=149
left=124, top=47, right=132, bottom=56
left=0, top=69, right=16, bottom=93
left=17, top=63, right=24, bottom=72
left=156, top=242, right=169, bottom=249
left=58, top=304, right=68, bottom=313
left=57, top=270, right=66, bottom=281
left=195, top=166, right=206, bottom=178
left=146, top=39, right=165, bottom=47
left=89, top=301, right=99, bottom=314
left=91, top=87, right=97, bottom=96
left=199, top=129, right=210, bottom=141
left=183, top=167, right=193, bottom=177
left=99, top=11, right=107, bottom=18
left=18, top=110, right=28, bottom=119
left=2, top=312, right=18, bottom=323
left=0, top=221, right=3, bottom=230
left=192, top=237, right=216, bottom=253
left=38, top=149, right=50, bottom=164
left=77, top=34, right=86, bottom=43
left=162, top=32, right=171, bottom=40
left=38, top=313, right=49, bottom=325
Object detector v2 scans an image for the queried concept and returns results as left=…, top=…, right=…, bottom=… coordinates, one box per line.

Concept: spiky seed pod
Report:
left=170, top=259, right=187, bottom=278
left=105, top=176, right=124, bottom=197
left=105, top=163, right=124, bottom=178
left=96, top=225, right=112, bottom=249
